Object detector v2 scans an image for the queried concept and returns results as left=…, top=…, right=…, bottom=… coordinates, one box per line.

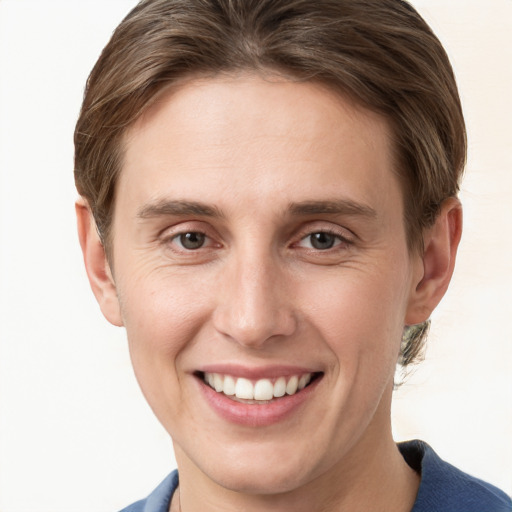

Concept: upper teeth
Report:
left=204, top=372, right=312, bottom=401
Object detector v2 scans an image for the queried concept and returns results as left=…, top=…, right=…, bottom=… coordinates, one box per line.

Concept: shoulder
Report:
left=118, top=470, right=179, bottom=512
left=399, top=440, right=512, bottom=512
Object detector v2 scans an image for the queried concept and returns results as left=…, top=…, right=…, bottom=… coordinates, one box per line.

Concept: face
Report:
left=109, top=75, right=423, bottom=494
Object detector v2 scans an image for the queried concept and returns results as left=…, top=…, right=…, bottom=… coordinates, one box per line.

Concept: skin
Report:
left=77, top=74, right=462, bottom=511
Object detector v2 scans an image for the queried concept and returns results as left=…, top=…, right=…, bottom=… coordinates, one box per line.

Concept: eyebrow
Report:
left=288, top=199, right=377, bottom=218
left=136, top=198, right=377, bottom=220
left=137, top=200, right=224, bottom=219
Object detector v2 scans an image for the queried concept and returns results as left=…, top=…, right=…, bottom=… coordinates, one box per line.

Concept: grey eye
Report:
left=179, top=232, right=206, bottom=250
left=309, top=232, right=336, bottom=250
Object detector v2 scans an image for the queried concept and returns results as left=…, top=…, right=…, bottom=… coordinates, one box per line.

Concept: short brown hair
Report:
left=74, top=0, right=466, bottom=367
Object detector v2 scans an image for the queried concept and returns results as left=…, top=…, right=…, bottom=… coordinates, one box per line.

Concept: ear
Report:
left=405, top=197, right=463, bottom=325
left=76, top=198, right=123, bottom=327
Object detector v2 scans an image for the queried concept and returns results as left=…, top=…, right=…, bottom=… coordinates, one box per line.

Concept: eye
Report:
left=308, top=232, right=338, bottom=250
left=174, top=231, right=207, bottom=250
left=298, top=231, right=346, bottom=250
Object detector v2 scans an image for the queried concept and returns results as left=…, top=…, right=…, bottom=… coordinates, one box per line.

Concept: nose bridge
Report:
left=213, top=242, right=296, bottom=347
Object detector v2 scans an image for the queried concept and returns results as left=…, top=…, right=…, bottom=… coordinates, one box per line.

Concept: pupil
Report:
left=311, top=232, right=335, bottom=250
left=180, top=232, right=205, bottom=249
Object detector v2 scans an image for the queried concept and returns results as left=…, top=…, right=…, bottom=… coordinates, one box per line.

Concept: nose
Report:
left=212, top=249, right=297, bottom=348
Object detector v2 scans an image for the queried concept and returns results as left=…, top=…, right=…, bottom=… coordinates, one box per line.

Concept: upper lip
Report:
left=195, top=364, right=322, bottom=380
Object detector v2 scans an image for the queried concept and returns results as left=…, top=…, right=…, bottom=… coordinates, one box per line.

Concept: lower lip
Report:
left=196, top=375, right=322, bottom=427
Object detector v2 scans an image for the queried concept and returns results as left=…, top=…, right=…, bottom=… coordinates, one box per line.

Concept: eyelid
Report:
left=159, top=221, right=221, bottom=251
left=296, top=233, right=347, bottom=251
left=293, top=222, right=356, bottom=245
left=171, top=232, right=208, bottom=250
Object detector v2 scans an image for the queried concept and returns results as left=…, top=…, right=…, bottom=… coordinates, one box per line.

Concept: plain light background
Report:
left=0, top=0, right=511, bottom=510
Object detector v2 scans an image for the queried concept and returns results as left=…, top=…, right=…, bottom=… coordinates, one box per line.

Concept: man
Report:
left=74, top=1, right=512, bottom=510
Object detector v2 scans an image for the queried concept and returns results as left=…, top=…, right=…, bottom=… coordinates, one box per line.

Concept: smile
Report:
left=202, top=372, right=316, bottom=402
left=196, top=369, right=323, bottom=426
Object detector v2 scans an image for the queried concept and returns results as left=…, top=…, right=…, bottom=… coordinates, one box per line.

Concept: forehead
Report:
left=118, top=74, right=400, bottom=221
left=126, top=74, right=390, bottom=157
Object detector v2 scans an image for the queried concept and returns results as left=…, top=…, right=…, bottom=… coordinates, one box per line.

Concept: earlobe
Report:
left=76, top=198, right=124, bottom=327
left=405, top=197, right=463, bottom=325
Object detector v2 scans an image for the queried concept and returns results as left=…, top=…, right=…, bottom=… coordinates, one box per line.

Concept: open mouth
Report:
left=196, top=371, right=323, bottom=404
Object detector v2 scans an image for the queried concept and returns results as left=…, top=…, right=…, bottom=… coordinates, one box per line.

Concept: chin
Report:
left=188, top=437, right=327, bottom=496
left=208, top=460, right=314, bottom=495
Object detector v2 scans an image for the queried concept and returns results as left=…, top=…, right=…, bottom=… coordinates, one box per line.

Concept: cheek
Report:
left=116, top=272, right=215, bottom=426
left=300, top=261, right=410, bottom=365
left=117, top=269, right=213, bottom=366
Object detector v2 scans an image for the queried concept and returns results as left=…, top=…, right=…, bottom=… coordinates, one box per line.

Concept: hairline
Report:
left=101, top=69, right=425, bottom=262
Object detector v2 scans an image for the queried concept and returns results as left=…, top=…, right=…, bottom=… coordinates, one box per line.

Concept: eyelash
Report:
left=295, top=229, right=352, bottom=252
left=167, top=230, right=214, bottom=251
left=163, top=230, right=352, bottom=255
